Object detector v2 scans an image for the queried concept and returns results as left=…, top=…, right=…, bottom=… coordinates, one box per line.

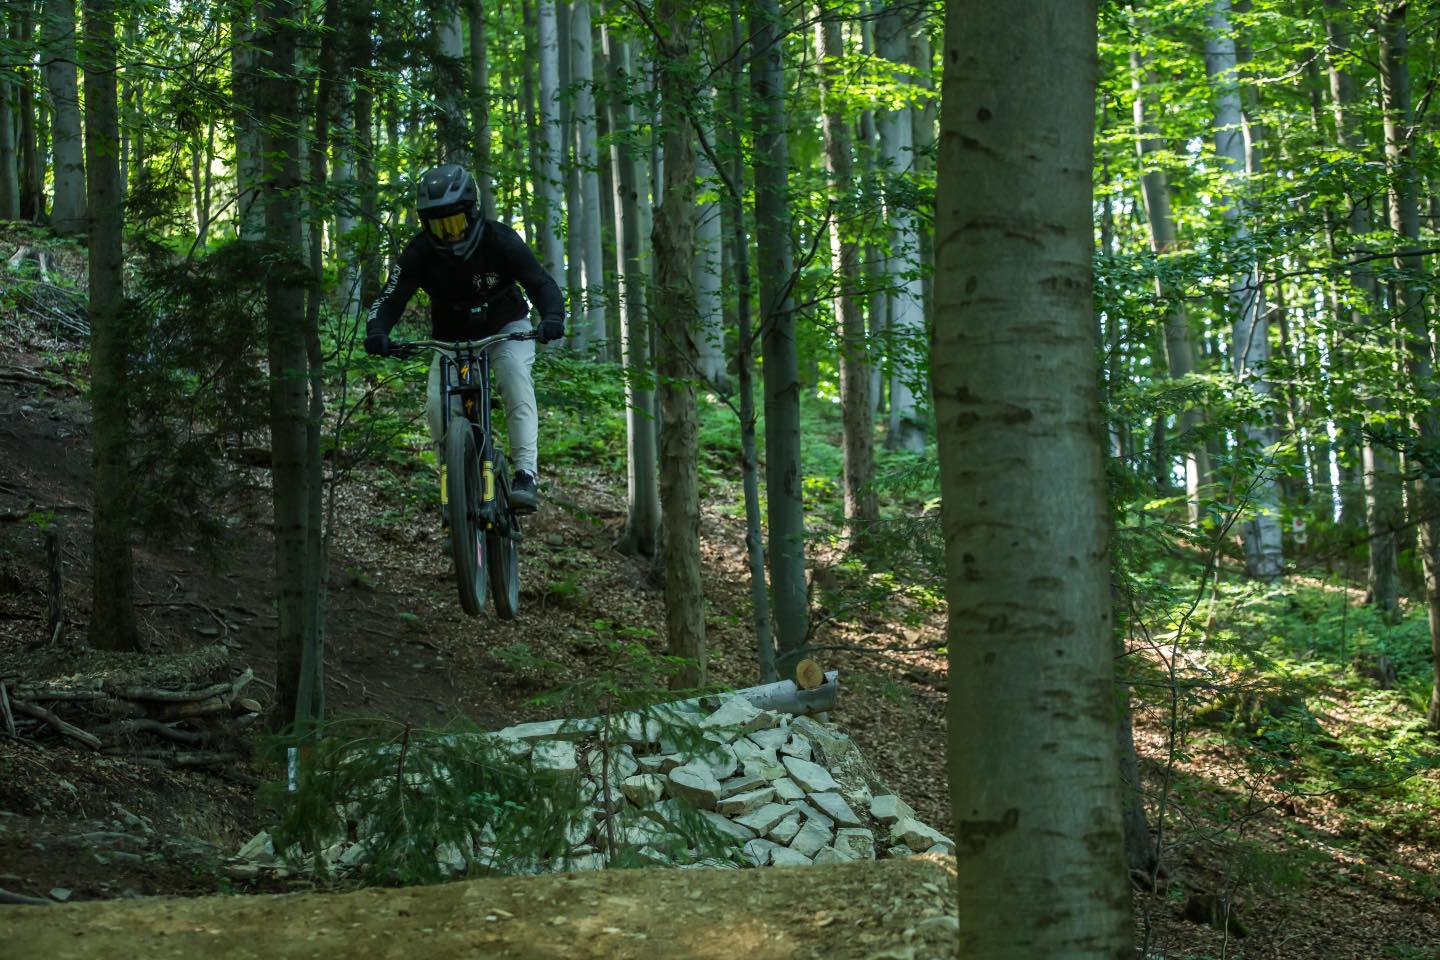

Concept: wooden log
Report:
left=794, top=658, right=824, bottom=691
left=0, top=886, right=51, bottom=906
left=730, top=670, right=839, bottom=716
left=110, top=667, right=253, bottom=704
left=89, top=718, right=208, bottom=746
left=9, top=698, right=101, bottom=749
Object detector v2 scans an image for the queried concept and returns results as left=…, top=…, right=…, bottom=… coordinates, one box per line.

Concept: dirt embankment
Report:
left=3, top=856, right=959, bottom=960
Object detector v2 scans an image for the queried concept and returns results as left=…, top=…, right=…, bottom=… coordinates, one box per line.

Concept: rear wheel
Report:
left=488, top=453, right=522, bottom=620
left=444, top=422, right=487, bottom=616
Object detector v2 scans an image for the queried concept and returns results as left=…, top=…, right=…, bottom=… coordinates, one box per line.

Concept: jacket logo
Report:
left=473, top=273, right=499, bottom=292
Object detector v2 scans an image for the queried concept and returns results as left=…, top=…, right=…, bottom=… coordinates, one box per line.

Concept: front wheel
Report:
left=444, top=422, right=487, bottom=616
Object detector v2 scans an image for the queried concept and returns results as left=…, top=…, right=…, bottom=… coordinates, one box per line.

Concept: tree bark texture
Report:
left=652, top=0, right=706, bottom=690
left=0, top=16, right=19, bottom=220
left=815, top=5, right=878, bottom=549
left=605, top=28, right=658, bottom=558
left=232, top=2, right=264, bottom=240
left=258, top=0, right=320, bottom=729
left=1205, top=0, right=1283, bottom=581
left=693, top=87, right=727, bottom=390
left=749, top=0, right=807, bottom=678
left=43, top=0, right=86, bottom=233
left=433, top=1, right=467, bottom=163
left=84, top=0, right=139, bottom=652
left=468, top=0, right=496, bottom=217
left=934, top=1, right=1132, bottom=955
left=1378, top=5, right=1440, bottom=729
left=18, top=8, right=42, bottom=221
left=876, top=4, right=925, bottom=454
left=569, top=0, right=607, bottom=356
left=535, top=0, right=565, bottom=279
left=728, top=0, right=775, bottom=682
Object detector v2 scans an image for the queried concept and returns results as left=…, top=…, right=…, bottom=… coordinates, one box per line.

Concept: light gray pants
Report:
left=426, top=318, right=538, bottom=476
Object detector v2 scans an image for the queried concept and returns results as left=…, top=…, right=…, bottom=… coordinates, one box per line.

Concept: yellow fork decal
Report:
left=483, top=460, right=495, bottom=502
left=440, top=464, right=448, bottom=504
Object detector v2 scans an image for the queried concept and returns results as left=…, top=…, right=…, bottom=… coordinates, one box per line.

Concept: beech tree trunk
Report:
left=434, top=1, right=467, bottom=162
left=605, top=27, right=658, bottom=558
left=468, top=0, right=496, bottom=217
left=1131, top=43, right=1209, bottom=519
left=18, top=9, right=41, bottom=222
left=1205, top=0, right=1283, bottom=581
left=43, top=0, right=86, bottom=234
left=693, top=87, right=726, bottom=390
left=935, top=2, right=1132, bottom=954
left=84, top=0, right=139, bottom=652
left=570, top=0, right=607, bottom=355
left=750, top=0, right=808, bottom=678
left=535, top=0, right=565, bottom=279
left=652, top=0, right=705, bottom=690
left=1379, top=4, right=1440, bottom=730
left=815, top=5, right=877, bottom=549
left=232, top=3, right=264, bottom=240
left=876, top=4, right=925, bottom=454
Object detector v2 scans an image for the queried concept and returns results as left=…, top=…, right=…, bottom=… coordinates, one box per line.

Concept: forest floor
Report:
left=2, top=229, right=1438, bottom=958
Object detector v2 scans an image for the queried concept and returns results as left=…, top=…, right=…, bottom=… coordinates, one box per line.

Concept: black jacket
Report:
left=365, top=219, right=565, bottom=341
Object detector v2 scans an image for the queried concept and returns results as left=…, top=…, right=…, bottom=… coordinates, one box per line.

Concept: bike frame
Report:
left=401, top=330, right=537, bottom=540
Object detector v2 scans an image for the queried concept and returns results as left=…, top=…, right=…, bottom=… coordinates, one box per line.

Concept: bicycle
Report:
left=391, top=328, right=539, bottom=619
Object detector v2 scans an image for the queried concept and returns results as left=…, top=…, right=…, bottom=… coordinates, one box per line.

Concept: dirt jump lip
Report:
left=2, top=855, right=959, bottom=960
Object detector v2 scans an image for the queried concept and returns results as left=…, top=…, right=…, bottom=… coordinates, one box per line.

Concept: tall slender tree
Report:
left=815, top=3, right=877, bottom=549
left=84, top=0, right=139, bottom=652
left=535, top=0, right=565, bottom=278
left=749, top=0, right=807, bottom=676
left=934, top=1, right=1132, bottom=953
left=0, top=17, right=20, bottom=219
left=652, top=0, right=705, bottom=689
left=468, top=0, right=496, bottom=217
left=1205, top=0, right=1284, bottom=580
left=570, top=0, right=607, bottom=354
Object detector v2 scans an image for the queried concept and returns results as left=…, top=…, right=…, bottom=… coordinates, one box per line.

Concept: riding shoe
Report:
left=510, top=470, right=539, bottom=513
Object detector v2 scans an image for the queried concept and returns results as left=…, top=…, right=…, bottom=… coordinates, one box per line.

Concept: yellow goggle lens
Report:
left=427, top=212, right=468, bottom=242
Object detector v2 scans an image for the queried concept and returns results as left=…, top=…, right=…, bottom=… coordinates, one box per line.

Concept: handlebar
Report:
left=390, top=329, right=539, bottom=359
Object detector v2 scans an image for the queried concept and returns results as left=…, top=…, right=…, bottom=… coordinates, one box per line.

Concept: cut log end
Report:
left=794, top=658, right=825, bottom=691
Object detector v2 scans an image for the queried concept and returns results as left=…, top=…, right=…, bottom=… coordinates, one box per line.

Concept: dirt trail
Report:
left=3, top=856, right=958, bottom=960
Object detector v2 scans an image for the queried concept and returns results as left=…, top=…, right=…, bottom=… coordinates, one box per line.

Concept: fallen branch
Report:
left=89, top=718, right=209, bottom=746
left=110, top=667, right=253, bottom=704
left=0, top=681, right=15, bottom=738
left=9, top=698, right=101, bottom=749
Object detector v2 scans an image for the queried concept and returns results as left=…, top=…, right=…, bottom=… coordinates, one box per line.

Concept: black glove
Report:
left=537, top=318, right=565, bottom=344
left=363, top=331, right=391, bottom=357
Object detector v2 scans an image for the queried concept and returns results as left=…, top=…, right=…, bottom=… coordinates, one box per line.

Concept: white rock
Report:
left=733, top=740, right=787, bottom=780
left=735, top=802, right=793, bottom=835
left=607, top=747, right=639, bottom=781
left=772, top=777, right=805, bottom=801
left=868, top=794, right=915, bottom=824
left=564, top=853, right=607, bottom=872
left=891, top=817, right=955, bottom=854
left=436, top=842, right=468, bottom=874
left=924, top=842, right=953, bottom=856
left=812, top=846, right=852, bottom=864
left=636, top=754, right=679, bottom=774
left=748, top=727, right=789, bottom=751
left=781, top=755, right=839, bottom=793
left=338, top=842, right=373, bottom=867
left=620, top=774, right=665, bottom=807
left=697, top=739, right=739, bottom=780
left=787, top=799, right=834, bottom=831
left=639, top=798, right=687, bottom=832
left=719, top=774, right=766, bottom=798
left=700, top=696, right=763, bottom=740
left=666, top=765, right=723, bottom=809
left=716, top=787, right=776, bottom=817
left=767, top=812, right=802, bottom=844
left=833, top=827, right=876, bottom=860
left=532, top=740, right=579, bottom=775
left=886, top=845, right=913, bottom=859
left=808, top=792, right=863, bottom=827
left=237, top=831, right=274, bottom=862
left=789, top=817, right=832, bottom=857
left=699, top=809, right=756, bottom=841
left=564, top=816, right=592, bottom=848
left=769, top=846, right=814, bottom=866
left=780, top=733, right=812, bottom=762
left=500, top=718, right=596, bottom=742
left=742, top=838, right=779, bottom=866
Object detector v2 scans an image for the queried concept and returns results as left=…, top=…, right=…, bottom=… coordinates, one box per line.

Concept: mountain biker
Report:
left=363, top=163, right=565, bottom=512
